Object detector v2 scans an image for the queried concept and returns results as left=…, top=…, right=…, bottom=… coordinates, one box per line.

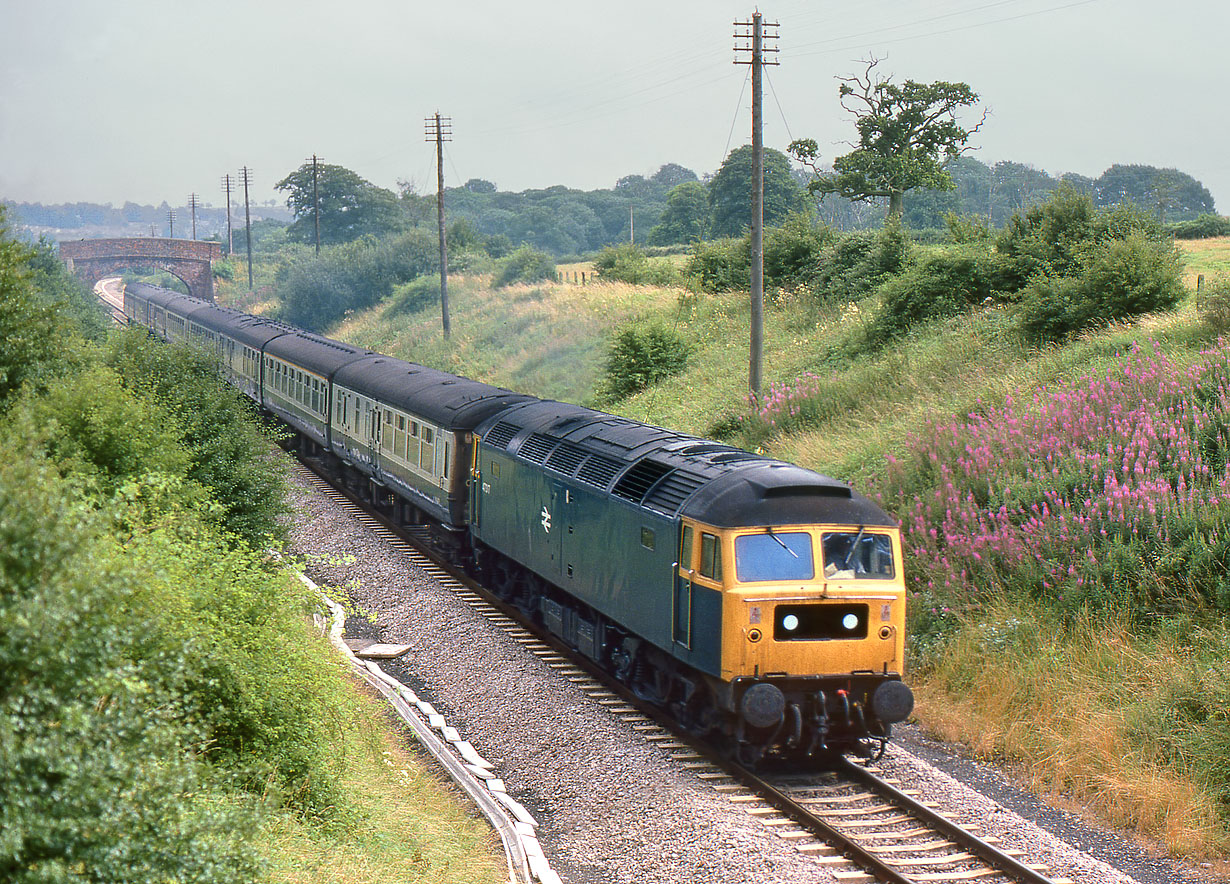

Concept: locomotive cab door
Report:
left=674, top=523, right=696, bottom=648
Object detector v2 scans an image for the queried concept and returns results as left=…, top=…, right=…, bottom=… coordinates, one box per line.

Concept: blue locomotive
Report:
left=123, top=282, right=913, bottom=763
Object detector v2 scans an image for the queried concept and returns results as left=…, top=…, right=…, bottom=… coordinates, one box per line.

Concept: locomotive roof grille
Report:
left=642, top=469, right=706, bottom=515
left=485, top=421, right=520, bottom=449
left=576, top=454, right=622, bottom=489
left=546, top=441, right=587, bottom=475
left=612, top=459, right=672, bottom=503
left=518, top=433, right=555, bottom=464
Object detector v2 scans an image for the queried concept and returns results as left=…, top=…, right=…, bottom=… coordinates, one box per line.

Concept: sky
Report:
left=3, top=0, right=1229, bottom=211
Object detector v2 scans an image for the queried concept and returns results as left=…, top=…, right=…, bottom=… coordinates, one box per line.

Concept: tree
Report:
left=275, top=162, right=404, bottom=246
left=789, top=58, right=985, bottom=221
left=648, top=181, right=711, bottom=245
left=650, top=163, right=699, bottom=188
left=1094, top=164, right=1215, bottom=222
left=708, top=145, right=806, bottom=238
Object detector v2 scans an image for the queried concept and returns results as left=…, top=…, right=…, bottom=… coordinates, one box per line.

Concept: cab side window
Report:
left=699, top=532, right=723, bottom=581
left=680, top=525, right=694, bottom=570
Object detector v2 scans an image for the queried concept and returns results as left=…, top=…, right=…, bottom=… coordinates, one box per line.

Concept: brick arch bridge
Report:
left=60, top=237, right=222, bottom=301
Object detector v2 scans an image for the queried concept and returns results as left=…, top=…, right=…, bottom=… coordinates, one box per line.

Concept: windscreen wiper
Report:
left=842, top=525, right=865, bottom=570
left=766, top=526, right=798, bottom=558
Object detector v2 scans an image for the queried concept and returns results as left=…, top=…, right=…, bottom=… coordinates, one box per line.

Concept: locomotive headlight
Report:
left=842, top=613, right=860, bottom=631
left=781, top=614, right=800, bottom=632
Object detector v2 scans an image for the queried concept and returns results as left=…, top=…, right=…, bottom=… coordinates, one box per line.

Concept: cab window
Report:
left=679, top=525, right=694, bottom=570
left=735, top=531, right=814, bottom=582
left=821, top=531, right=895, bottom=580
left=699, top=532, right=722, bottom=582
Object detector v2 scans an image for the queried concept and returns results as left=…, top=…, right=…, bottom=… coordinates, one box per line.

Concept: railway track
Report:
left=290, top=455, right=1074, bottom=884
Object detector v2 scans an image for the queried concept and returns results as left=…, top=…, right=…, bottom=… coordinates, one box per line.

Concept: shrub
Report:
left=1016, top=232, right=1184, bottom=343
left=104, top=328, right=288, bottom=545
left=493, top=245, right=555, bottom=288
left=277, top=231, right=438, bottom=330
left=0, top=451, right=261, bottom=884
left=806, top=221, right=912, bottom=303
left=762, top=213, right=834, bottom=288
left=686, top=237, right=749, bottom=292
left=944, top=212, right=992, bottom=245
left=1169, top=213, right=1230, bottom=240
left=865, top=246, right=1010, bottom=346
left=382, top=274, right=442, bottom=319
left=594, top=244, right=680, bottom=287
left=595, top=322, right=692, bottom=404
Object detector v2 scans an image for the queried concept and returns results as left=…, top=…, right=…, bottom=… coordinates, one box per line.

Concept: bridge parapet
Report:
left=60, top=237, right=221, bottom=301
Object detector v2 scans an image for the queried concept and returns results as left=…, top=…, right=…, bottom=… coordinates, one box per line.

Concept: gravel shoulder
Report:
left=284, top=472, right=1215, bottom=884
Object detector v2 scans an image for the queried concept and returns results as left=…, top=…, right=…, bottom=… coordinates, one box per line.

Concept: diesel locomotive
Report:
left=122, top=281, right=914, bottom=763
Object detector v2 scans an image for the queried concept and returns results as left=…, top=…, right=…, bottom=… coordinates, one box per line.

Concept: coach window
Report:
left=699, top=532, right=723, bottom=582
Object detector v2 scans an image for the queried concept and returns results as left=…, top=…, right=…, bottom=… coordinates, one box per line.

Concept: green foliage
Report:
left=16, top=363, right=194, bottom=499
left=277, top=231, right=437, bottom=331
left=104, top=328, right=288, bottom=545
left=276, top=161, right=405, bottom=245
left=864, top=245, right=1007, bottom=345
left=762, top=213, right=836, bottom=287
left=596, top=322, right=693, bottom=405
left=807, top=221, right=913, bottom=304
left=1017, top=232, right=1184, bottom=343
left=685, top=237, right=750, bottom=292
left=944, top=212, right=992, bottom=244
left=593, top=243, right=680, bottom=286
left=0, top=452, right=261, bottom=884
left=383, top=274, right=444, bottom=319
left=492, top=244, right=555, bottom=288
left=707, top=145, right=807, bottom=237
left=647, top=181, right=711, bottom=245
left=213, top=258, right=238, bottom=281
left=1095, top=163, right=1216, bottom=221
left=790, top=58, right=983, bottom=219
left=1170, top=214, right=1230, bottom=240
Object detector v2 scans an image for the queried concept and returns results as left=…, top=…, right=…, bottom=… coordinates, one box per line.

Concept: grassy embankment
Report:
left=326, top=238, right=1230, bottom=864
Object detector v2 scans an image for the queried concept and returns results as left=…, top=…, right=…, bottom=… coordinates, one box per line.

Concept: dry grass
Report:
left=1178, top=236, right=1230, bottom=289
left=915, top=605, right=1230, bottom=860
left=258, top=685, right=503, bottom=884
left=334, top=272, right=682, bottom=404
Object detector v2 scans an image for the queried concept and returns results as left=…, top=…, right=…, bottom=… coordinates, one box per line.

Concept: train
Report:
left=122, top=281, right=914, bottom=765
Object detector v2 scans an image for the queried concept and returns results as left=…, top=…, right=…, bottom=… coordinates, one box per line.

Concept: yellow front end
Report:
left=711, top=524, right=907, bottom=681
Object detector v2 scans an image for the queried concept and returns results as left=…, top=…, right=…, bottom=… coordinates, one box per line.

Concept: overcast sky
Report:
left=3, top=0, right=1228, bottom=211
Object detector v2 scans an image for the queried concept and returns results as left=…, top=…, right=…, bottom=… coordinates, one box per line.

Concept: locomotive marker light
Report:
left=781, top=614, right=800, bottom=631
left=842, top=613, right=860, bottom=631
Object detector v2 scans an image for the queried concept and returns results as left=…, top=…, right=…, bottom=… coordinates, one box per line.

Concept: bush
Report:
left=0, top=452, right=261, bottom=884
left=806, top=221, right=913, bottom=303
left=595, top=322, right=692, bottom=404
left=104, top=329, right=288, bottom=545
left=277, top=231, right=438, bottom=331
left=1169, top=213, right=1230, bottom=240
left=382, top=274, right=443, bottom=319
left=1017, top=232, right=1184, bottom=343
left=594, top=243, right=680, bottom=286
left=492, top=245, right=555, bottom=288
left=686, top=237, right=749, bottom=292
left=762, top=213, right=834, bottom=288
left=865, top=245, right=1011, bottom=346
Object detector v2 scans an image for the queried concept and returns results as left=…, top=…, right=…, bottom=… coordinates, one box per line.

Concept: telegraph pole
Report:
left=309, top=154, right=323, bottom=255
left=239, top=166, right=254, bottom=290
left=221, top=174, right=235, bottom=255
left=167, top=209, right=176, bottom=239
left=188, top=192, right=199, bottom=240
left=425, top=112, right=453, bottom=338
left=734, top=12, right=779, bottom=396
